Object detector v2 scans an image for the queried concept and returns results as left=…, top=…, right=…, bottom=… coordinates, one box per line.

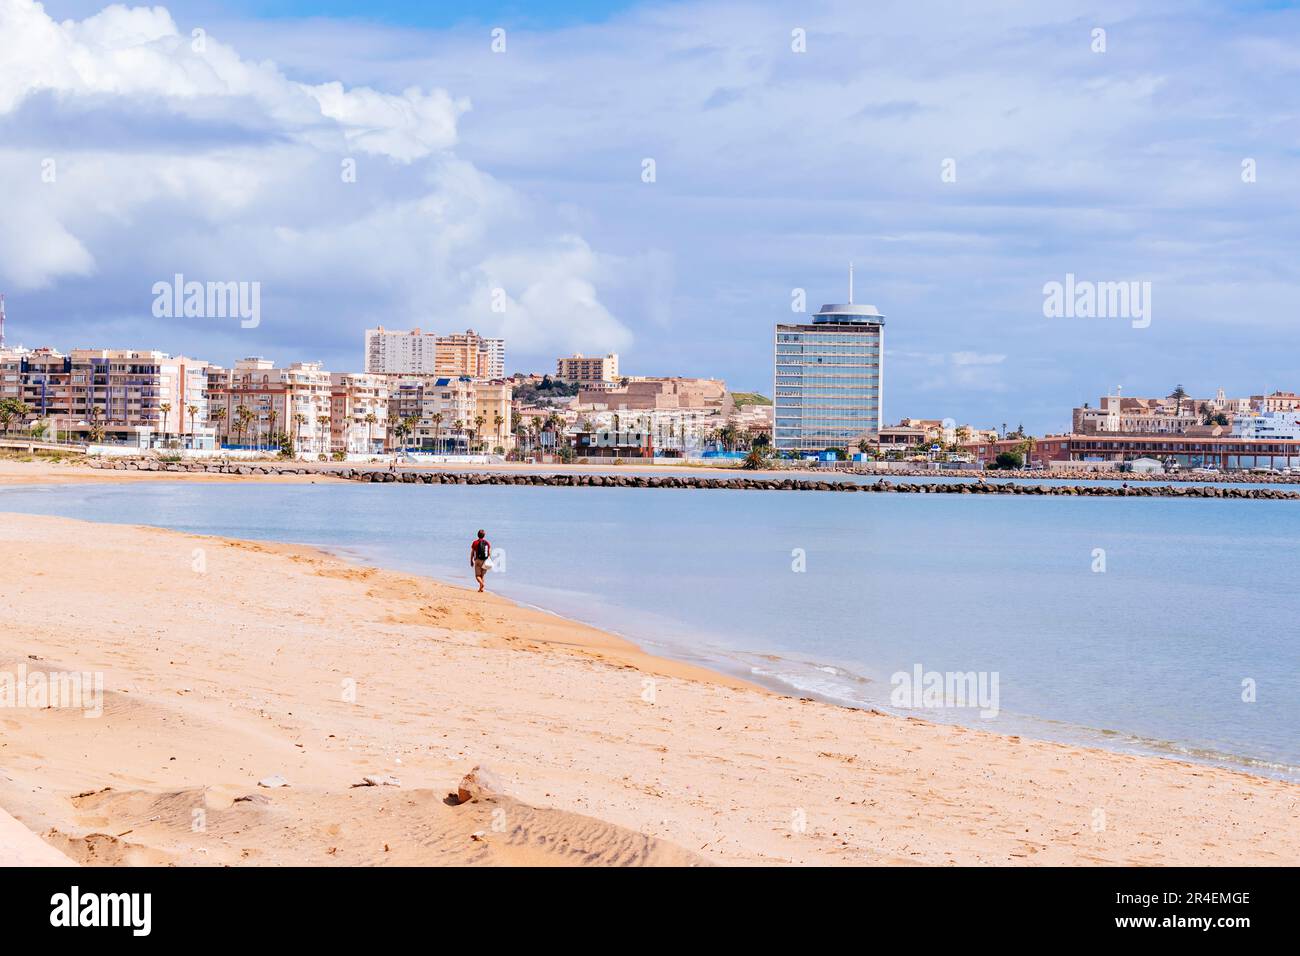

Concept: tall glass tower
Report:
left=774, top=267, right=884, bottom=453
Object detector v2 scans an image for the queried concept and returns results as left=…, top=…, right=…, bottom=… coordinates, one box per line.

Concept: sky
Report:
left=2, top=0, right=1299, bottom=433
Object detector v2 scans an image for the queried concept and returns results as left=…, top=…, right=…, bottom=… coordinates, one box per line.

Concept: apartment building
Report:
left=329, top=372, right=389, bottom=455
left=387, top=376, right=514, bottom=453
left=0, top=347, right=212, bottom=447
left=473, top=380, right=513, bottom=452
left=364, top=327, right=505, bottom=379
left=208, top=358, right=333, bottom=453
left=435, top=330, right=505, bottom=379
left=473, top=335, right=506, bottom=380
left=556, top=352, right=619, bottom=385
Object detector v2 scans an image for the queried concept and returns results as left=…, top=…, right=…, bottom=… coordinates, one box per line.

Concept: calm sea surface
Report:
left=3, top=480, right=1297, bottom=780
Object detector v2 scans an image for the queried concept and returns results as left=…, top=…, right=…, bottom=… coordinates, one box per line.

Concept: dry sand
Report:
left=0, top=507, right=1297, bottom=866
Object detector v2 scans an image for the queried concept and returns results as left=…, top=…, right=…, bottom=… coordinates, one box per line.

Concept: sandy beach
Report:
left=1, top=488, right=1297, bottom=866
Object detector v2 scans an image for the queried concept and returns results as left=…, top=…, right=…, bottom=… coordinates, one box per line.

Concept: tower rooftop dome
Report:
left=813, top=303, right=885, bottom=323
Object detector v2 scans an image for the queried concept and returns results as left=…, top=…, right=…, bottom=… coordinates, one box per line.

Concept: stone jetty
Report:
left=82, top=458, right=1300, bottom=499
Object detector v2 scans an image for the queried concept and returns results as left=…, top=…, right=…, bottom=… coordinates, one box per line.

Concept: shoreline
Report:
left=1, top=508, right=1298, bottom=865
left=8, top=481, right=1292, bottom=786
left=4, top=455, right=1299, bottom=784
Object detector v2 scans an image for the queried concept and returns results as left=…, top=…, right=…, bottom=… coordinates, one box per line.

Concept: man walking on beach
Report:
left=470, top=529, right=491, bottom=593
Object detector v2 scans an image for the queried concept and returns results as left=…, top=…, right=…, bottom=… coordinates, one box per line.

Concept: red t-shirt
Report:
left=471, top=539, right=491, bottom=560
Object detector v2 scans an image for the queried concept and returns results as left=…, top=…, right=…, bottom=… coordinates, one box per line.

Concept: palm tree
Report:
left=431, top=412, right=444, bottom=454
left=210, top=406, right=227, bottom=448
left=403, top=415, right=418, bottom=454
left=235, top=405, right=254, bottom=448
left=364, top=412, right=377, bottom=454
left=158, top=402, right=172, bottom=444
left=1018, top=435, right=1037, bottom=468
left=473, top=414, right=486, bottom=453
left=319, top=415, right=332, bottom=455
left=493, top=412, right=504, bottom=450
left=267, top=408, right=279, bottom=451
left=453, top=419, right=464, bottom=454
left=186, top=404, right=200, bottom=444
left=293, top=413, right=308, bottom=455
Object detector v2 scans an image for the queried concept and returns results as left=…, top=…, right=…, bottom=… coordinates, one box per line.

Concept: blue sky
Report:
left=6, top=0, right=1300, bottom=432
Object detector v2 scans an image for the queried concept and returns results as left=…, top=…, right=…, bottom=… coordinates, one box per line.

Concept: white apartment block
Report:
left=479, top=337, right=506, bottom=380
left=330, top=372, right=389, bottom=455
left=366, top=327, right=436, bottom=374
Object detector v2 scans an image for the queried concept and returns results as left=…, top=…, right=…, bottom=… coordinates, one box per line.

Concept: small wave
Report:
left=721, top=649, right=1300, bottom=783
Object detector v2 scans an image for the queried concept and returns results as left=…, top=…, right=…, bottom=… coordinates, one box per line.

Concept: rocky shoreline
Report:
left=82, top=458, right=1300, bottom=498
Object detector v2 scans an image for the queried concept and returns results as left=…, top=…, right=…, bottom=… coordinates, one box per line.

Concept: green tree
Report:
left=431, top=412, right=444, bottom=453
left=0, top=398, right=23, bottom=434
left=293, top=412, right=308, bottom=455
left=209, top=406, right=227, bottom=447
left=1017, top=435, right=1037, bottom=468
left=364, top=412, right=377, bottom=453
left=235, top=405, right=254, bottom=447
left=392, top=419, right=410, bottom=451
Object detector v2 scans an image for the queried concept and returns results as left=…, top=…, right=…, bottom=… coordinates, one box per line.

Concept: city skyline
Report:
left=3, top=0, right=1299, bottom=435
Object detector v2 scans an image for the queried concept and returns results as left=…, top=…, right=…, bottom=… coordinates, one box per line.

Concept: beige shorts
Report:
left=473, top=558, right=488, bottom=576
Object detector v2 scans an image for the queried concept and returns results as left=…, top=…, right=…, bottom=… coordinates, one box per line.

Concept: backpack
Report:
left=474, top=539, right=490, bottom=560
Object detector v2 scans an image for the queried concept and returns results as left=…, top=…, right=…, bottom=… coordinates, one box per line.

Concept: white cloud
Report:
left=0, top=0, right=630, bottom=365
left=951, top=352, right=1007, bottom=367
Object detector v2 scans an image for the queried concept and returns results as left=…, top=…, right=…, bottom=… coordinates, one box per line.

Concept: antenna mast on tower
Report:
left=0, top=293, right=6, bottom=350
left=848, top=262, right=854, bottom=305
